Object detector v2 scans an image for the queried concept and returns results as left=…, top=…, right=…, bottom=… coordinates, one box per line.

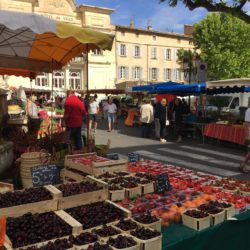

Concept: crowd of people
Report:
left=140, top=97, right=192, bottom=143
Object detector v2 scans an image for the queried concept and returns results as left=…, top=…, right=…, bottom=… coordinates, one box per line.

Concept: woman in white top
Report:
left=26, top=95, right=41, bottom=133
left=106, top=98, right=117, bottom=132
left=88, top=97, right=99, bottom=132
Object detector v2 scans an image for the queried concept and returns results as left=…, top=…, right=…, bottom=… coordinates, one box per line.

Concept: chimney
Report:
left=184, top=25, right=194, bottom=36
left=130, top=19, right=135, bottom=28
left=147, top=25, right=153, bottom=31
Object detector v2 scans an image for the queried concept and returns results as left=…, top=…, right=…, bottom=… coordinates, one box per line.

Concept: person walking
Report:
left=239, top=103, right=250, bottom=173
left=64, top=90, right=87, bottom=150
left=106, top=98, right=117, bottom=132
left=140, top=98, right=154, bottom=138
left=173, top=98, right=184, bottom=143
left=159, top=98, right=169, bottom=143
left=88, top=96, right=99, bottom=132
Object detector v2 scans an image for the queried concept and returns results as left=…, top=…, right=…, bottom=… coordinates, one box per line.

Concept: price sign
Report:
left=128, top=152, right=140, bottom=163
left=31, top=165, right=60, bottom=187
left=106, top=153, right=119, bottom=160
left=155, top=173, right=171, bottom=193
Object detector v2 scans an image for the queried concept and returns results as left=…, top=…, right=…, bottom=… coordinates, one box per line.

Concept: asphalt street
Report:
left=95, top=118, right=250, bottom=180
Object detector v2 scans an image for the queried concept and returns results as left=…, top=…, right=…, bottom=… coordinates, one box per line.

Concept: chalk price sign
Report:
left=31, top=165, right=60, bottom=187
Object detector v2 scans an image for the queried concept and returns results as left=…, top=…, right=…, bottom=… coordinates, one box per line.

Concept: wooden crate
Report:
left=132, top=234, right=162, bottom=250
left=65, top=153, right=128, bottom=176
left=125, top=186, right=141, bottom=199
left=109, top=189, right=125, bottom=201
left=62, top=168, right=86, bottom=182
left=209, top=210, right=225, bottom=225
left=0, top=181, right=14, bottom=193
left=57, top=176, right=108, bottom=210
left=140, top=182, right=155, bottom=195
left=132, top=218, right=161, bottom=232
left=182, top=211, right=210, bottom=231
left=0, top=185, right=60, bottom=217
left=224, top=205, right=236, bottom=219
left=106, top=200, right=132, bottom=218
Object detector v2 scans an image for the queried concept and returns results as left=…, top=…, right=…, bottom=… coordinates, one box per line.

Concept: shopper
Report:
left=26, top=95, right=41, bottom=133
left=173, top=98, right=183, bottom=143
left=159, top=98, right=169, bottom=143
left=88, top=96, right=99, bottom=132
left=106, top=98, right=117, bottom=132
left=239, top=104, right=250, bottom=173
left=140, top=98, right=154, bottom=138
left=64, top=90, right=87, bottom=150
left=154, top=101, right=161, bottom=139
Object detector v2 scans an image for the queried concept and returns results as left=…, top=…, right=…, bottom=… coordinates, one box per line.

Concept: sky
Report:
left=76, top=0, right=250, bottom=34
left=75, top=0, right=208, bottom=33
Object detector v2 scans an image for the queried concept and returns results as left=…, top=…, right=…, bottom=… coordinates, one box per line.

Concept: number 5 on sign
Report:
left=32, top=172, right=41, bottom=185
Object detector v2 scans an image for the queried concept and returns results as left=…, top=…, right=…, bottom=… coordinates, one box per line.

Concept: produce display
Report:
left=66, top=168, right=87, bottom=177
left=58, top=181, right=102, bottom=197
left=0, top=187, right=52, bottom=208
left=87, top=243, right=111, bottom=250
left=184, top=210, right=209, bottom=218
left=73, top=155, right=108, bottom=165
left=198, top=203, right=224, bottom=214
left=133, top=212, right=159, bottom=224
left=115, top=219, right=138, bottom=231
left=131, top=227, right=161, bottom=240
left=7, top=212, right=72, bottom=248
left=98, top=172, right=116, bottom=179
left=107, top=235, right=137, bottom=249
left=108, top=184, right=124, bottom=191
left=114, top=172, right=130, bottom=177
left=92, top=225, right=121, bottom=237
left=73, top=232, right=98, bottom=246
left=66, top=202, right=125, bottom=229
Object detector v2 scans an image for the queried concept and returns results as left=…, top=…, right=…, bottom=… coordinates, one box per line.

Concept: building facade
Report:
left=0, top=0, right=116, bottom=94
left=0, top=0, right=194, bottom=94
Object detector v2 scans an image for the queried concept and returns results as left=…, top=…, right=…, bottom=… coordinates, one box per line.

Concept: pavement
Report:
left=94, top=118, right=250, bottom=181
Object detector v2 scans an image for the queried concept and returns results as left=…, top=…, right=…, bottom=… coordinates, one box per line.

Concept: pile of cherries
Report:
left=0, top=187, right=52, bottom=208
left=207, top=200, right=232, bottom=208
left=115, top=219, right=138, bottom=231
left=135, top=173, right=155, bottom=181
left=92, top=225, right=121, bottom=237
left=107, top=235, right=137, bottom=249
left=73, top=232, right=98, bottom=246
left=108, top=184, right=123, bottom=191
left=133, top=212, right=159, bottom=224
left=98, top=172, right=116, bottom=179
left=131, top=227, right=161, bottom=240
left=87, top=243, right=111, bottom=250
left=66, top=202, right=125, bottom=229
left=7, top=212, right=72, bottom=248
left=198, top=203, right=224, bottom=214
left=58, top=181, right=102, bottom=197
left=184, top=209, right=209, bottom=218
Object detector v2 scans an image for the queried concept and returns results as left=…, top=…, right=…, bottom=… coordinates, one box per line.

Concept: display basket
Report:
left=109, top=188, right=126, bottom=202
left=132, top=218, right=161, bottom=232
left=131, top=232, right=162, bottom=250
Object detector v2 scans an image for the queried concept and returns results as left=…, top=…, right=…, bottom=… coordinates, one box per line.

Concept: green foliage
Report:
left=193, top=13, right=250, bottom=80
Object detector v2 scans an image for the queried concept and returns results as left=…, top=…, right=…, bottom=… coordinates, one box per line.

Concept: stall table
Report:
left=163, top=210, right=250, bottom=250
left=204, top=123, right=245, bottom=145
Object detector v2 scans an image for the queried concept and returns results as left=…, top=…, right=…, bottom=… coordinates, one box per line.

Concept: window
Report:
left=53, top=71, right=65, bottom=88
left=164, top=49, right=171, bottom=60
left=118, top=66, right=129, bottom=79
left=120, top=44, right=127, bottom=56
left=151, top=47, right=157, bottom=59
left=164, top=68, right=171, bottom=81
left=175, top=69, right=181, bottom=81
left=132, top=67, right=142, bottom=80
left=134, top=46, right=140, bottom=58
left=153, top=35, right=156, bottom=41
left=92, top=49, right=103, bottom=56
left=69, top=71, right=81, bottom=90
left=36, top=73, right=48, bottom=87
left=150, top=68, right=158, bottom=81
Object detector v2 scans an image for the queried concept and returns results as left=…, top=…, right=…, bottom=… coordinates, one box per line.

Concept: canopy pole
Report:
left=86, top=45, right=90, bottom=152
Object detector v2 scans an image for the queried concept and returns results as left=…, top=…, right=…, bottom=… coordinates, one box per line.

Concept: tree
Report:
left=160, top=0, right=250, bottom=24
left=192, top=13, right=250, bottom=80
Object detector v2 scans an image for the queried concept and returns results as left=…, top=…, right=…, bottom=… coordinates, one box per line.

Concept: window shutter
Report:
left=149, top=68, right=152, bottom=81
left=133, top=46, right=135, bottom=57
left=169, top=49, right=172, bottom=60
left=172, top=69, right=175, bottom=80
left=117, top=66, right=121, bottom=79
left=173, top=49, right=176, bottom=61
left=157, top=68, right=160, bottom=81
left=125, top=45, right=128, bottom=57
left=125, top=67, right=129, bottom=79
left=164, top=49, right=167, bottom=60
left=140, top=67, right=143, bottom=80
left=140, top=47, right=142, bottom=58
left=132, top=67, right=135, bottom=79
left=164, top=69, right=166, bottom=81
left=117, top=44, right=120, bottom=56
left=151, top=48, right=154, bottom=58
